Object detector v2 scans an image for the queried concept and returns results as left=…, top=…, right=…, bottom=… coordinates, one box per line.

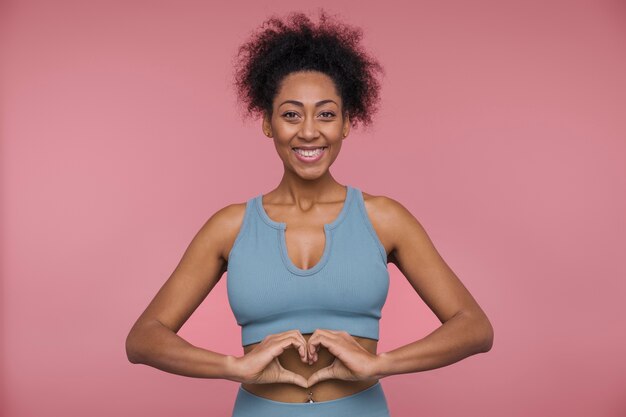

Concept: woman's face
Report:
left=262, top=71, right=350, bottom=180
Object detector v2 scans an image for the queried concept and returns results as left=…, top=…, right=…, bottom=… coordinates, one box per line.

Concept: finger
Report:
left=306, top=364, right=336, bottom=387
left=307, top=337, right=321, bottom=361
left=280, top=329, right=308, bottom=348
left=307, top=328, right=337, bottom=345
left=267, top=332, right=307, bottom=358
left=281, top=331, right=309, bottom=361
left=291, top=330, right=309, bottom=362
left=307, top=329, right=327, bottom=357
left=281, top=330, right=306, bottom=343
left=308, top=332, right=342, bottom=360
left=270, top=331, right=307, bottom=359
left=272, top=336, right=308, bottom=362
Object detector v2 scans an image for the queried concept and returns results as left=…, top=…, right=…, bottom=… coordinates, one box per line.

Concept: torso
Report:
left=225, top=187, right=394, bottom=403
left=241, top=333, right=379, bottom=402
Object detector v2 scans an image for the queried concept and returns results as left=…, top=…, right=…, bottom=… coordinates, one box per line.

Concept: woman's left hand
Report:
left=305, top=329, right=383, bottom=387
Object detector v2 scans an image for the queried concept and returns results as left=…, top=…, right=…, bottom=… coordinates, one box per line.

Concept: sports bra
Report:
left=226, top=185, right=390, bottom=347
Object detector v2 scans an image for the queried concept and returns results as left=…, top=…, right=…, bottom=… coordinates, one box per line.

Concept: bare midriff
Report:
left=241, top=333, right=379, bottom=403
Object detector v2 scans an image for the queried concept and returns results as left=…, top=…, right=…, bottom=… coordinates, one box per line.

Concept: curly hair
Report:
left=232, top=9, right=384, bottom=129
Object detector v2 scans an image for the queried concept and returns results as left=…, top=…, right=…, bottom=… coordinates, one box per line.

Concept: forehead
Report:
left=275, top=71, right=341, bottom=103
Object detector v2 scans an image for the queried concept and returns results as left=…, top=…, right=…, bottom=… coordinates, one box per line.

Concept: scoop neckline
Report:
left=254, top=185, right=354, bottom=275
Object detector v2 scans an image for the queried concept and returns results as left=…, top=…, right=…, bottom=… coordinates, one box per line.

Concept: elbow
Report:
left=125, top=334, right=140, bottom=364
left=478, top=318, right=494, bottom=353
left=125, top=328, right=146, bottom=364
left=461, top=310, right=494, bottom=353
left=125, top=319, right=163, bottom=364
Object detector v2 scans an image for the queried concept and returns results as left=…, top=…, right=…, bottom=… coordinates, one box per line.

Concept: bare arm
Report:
left=125, top=203, right=245, bottom=380
left=366, top=196, right=494, bottom=378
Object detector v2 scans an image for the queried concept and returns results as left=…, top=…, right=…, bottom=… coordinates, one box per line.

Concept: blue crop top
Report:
left=226, top=185, right=390, bottom=347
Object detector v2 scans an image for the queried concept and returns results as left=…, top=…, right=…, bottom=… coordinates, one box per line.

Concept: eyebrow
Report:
left=279, top=99, right=338, bottom=108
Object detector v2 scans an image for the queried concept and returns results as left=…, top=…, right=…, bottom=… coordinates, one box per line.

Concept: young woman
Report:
left=126, top=10, right=494, bottom=417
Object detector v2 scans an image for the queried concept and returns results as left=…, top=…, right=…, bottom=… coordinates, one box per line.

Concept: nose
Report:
left=298, top=116, right=320, bottom=140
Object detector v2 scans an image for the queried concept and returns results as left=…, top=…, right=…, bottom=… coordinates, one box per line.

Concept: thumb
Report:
left=275, top=364, right=309, bottom=388
left=306, top=364, right=335, bottom=387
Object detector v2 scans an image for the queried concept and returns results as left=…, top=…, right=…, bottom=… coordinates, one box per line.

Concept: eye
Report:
left=320, top=111, right=335, bottom=118
left=282, top=111, right=299, bottom=119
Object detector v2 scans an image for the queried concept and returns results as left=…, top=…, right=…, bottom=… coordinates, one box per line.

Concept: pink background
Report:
left=1, top=1, right=625, bottom=416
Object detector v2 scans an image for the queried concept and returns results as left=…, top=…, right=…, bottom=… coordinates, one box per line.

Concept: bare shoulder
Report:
left=361, top=190, right=414, bottom=224
left=203, top=200, right=248, bottom=263
left=176, top=199, right=248, bottom=271
left=361, top=190, right=427, bottom=265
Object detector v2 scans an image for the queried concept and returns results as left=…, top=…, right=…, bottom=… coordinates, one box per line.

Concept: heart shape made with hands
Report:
left=286, top=329, right=381, bottom=387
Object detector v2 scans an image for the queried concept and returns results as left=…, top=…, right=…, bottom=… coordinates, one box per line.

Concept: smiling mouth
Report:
left=291, top=146, right=327, bottom=161
left=292, top=146, right=327, bottom=156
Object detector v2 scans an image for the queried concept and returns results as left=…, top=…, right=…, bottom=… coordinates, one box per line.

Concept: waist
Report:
left=241, top=379, right=381, bottom=403
left=241, top=334, right=379, bottom=403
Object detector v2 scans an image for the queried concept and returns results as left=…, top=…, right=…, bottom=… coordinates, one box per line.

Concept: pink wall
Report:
left=1, top=1, right=625, bottom=416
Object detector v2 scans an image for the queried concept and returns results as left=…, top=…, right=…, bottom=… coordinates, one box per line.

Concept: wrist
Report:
left=223, top=354, right=242, bottom=382
left=374, top=352, right=393, bottom=379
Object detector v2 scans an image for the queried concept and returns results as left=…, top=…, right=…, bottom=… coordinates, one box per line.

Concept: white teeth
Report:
left=294, top=147, right=325, bottom=157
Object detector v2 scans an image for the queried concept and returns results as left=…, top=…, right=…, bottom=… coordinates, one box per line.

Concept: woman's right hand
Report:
left=230, top=330, right=311, bottom=388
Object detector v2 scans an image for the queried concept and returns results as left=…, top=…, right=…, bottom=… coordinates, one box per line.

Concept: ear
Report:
left=262, top=111, right=272, bottom=138
left=342, top=113, right=351, bottom=138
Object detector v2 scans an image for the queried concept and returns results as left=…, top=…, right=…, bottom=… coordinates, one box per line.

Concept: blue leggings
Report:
left=230, top=381, right=391, bottom=417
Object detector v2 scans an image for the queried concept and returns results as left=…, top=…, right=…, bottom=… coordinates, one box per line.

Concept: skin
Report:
left=125, top=70, right=494, bottom=404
